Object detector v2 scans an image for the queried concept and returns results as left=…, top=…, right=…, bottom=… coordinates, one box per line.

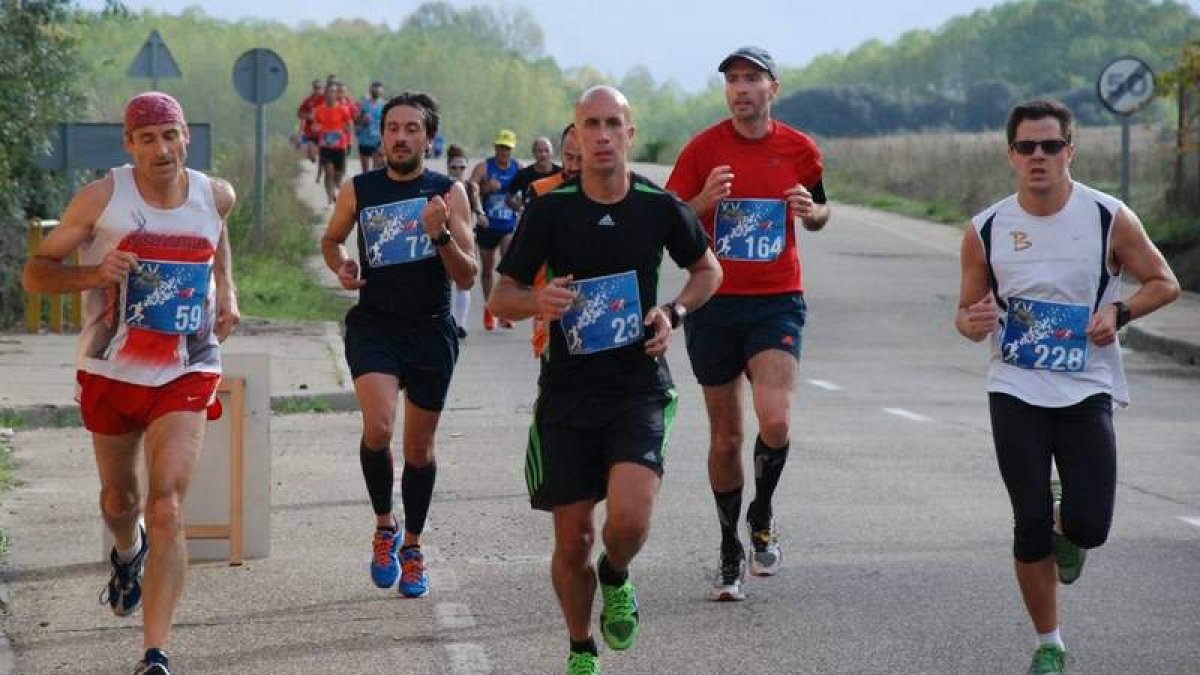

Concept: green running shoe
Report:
left=1050, top=480, right=1086, bottom=584
left=566, top=651, right=600, bottom=675
left=598, top=568, right=640, bottom=651
left=1027, top=643, right=1067, bottom=674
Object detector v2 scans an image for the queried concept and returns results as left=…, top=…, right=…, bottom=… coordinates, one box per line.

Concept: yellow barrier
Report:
left=24, top=218, right=82, bottom=333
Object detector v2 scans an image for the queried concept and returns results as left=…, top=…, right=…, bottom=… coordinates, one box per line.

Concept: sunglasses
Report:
left=1010, top=139, right=1070, bottom=156
left=448, top=164, right=468, bottom=171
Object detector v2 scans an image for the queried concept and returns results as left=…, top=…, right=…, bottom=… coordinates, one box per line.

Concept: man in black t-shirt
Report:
left=489, top=85, right=721, bottom=675
left=507, top=135, right=561, bottom=210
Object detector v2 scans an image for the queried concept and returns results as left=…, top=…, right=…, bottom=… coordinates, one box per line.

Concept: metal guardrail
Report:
left=24, top=218, right=82, bottom=333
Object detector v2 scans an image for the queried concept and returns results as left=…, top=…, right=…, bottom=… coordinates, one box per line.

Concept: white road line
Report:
left=883, top=407, right=932, bottom=423
left=807, top=379, right=842, bottom=391
left=1178, top=516, right=1200, bottom=530
left=851, top=214, right=960, bottom=255
left=436, top=602, right=476, bottom=629
left=444, top=643, right=491, bottom=674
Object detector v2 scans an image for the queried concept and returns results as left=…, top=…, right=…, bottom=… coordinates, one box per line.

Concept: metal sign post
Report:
left=127, top=29, right=182, bottom=91
left=1096, top=56, right=1156, bottom=204
left=232, top=48, right=288, bottom=241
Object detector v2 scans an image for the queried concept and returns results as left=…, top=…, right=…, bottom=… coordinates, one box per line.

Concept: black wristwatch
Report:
left=1112, top=301, right=1131, bottom=330
left=431, top=229, right=452, bottom=247
left=662, top=302, right=687, bottom=330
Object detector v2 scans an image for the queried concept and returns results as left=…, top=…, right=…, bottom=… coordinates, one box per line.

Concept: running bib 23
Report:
left=560, top=270, right=643, bottom=355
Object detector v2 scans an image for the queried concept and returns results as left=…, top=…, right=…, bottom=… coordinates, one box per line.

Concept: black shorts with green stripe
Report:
left=526, top=387, right=678, bottom=511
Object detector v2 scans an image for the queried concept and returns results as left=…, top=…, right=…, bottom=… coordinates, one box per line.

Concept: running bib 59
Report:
left=124, top=259, right=211, bottom=335
left=1000, top=297, right=1090, bottom=372
left=360, top=198, right=433, bottom=268
left=714, top=198, right=786, bottom=262
left=560, top=271, right=643, bottom=356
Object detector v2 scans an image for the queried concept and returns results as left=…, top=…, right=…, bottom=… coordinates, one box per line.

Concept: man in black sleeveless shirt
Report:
left=320, top=92, right=477, bottom=598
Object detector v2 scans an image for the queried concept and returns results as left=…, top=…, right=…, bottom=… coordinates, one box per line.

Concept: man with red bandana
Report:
left=23, top=92, right=239, bottom=675
left=667, top=46, right=830, bottom=602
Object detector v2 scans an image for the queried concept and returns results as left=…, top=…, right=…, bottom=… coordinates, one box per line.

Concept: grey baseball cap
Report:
left=718, top=46, right=777, bottom=80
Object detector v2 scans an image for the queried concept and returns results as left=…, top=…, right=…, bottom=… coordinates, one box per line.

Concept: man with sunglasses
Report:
left=956, top=99, right=1178, bottom=674
left=666, top=46, right=829, bottom=602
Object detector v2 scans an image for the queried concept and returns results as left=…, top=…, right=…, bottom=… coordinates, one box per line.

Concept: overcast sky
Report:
left=78, top=0, right=1200, bottom=92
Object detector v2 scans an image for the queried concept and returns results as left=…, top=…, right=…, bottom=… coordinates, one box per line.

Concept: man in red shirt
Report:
left=297, top=79, right=324, bottom=164
left=666, top=46, right=830, bottom=602
left=313, top=83, right=355, bottom=204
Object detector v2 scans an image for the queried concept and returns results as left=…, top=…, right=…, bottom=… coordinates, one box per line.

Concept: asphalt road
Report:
left=2, top=163, right=1197, bottom=674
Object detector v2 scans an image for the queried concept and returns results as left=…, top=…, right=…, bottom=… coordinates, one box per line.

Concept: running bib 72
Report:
left=714, top=198, right=786, bottom=262
left=1000, top=297, right=1090, bottom=372
left=560, top=271, right=643, bottom=356
left=124, top=259, right=211, bottom=335
left=360, top=198, right=433, bottom=268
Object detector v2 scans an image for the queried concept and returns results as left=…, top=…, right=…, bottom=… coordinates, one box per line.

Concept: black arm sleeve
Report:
left=810, top=180, right=828, bottom=205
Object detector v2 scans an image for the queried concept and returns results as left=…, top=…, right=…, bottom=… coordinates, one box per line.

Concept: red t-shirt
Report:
left=666, top=119, right=823, bottom=295
left=313, top=103, right=353, bottom=149
left=298, top=93, right=324, bottom=138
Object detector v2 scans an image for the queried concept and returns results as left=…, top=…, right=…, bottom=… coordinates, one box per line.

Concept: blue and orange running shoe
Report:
left=399, top=546, right=429, bottom=598
left=370, top=527, right=401, bottom=588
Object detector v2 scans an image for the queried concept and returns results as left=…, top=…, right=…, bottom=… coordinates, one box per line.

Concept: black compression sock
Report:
left=359, top=441, right=395, bottom=516
left=570, top=637, right=598, bottom=656
left=713, top=487, right=744, bottom=555
left=401, top=460, right=437, bottom=536
left=748, top=435, right=789, bottom=527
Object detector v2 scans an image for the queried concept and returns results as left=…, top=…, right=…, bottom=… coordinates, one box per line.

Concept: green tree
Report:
left=0, top=0, right=86, bottom=328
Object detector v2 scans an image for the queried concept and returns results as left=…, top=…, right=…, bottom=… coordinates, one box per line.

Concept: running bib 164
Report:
left=560, top=271, right=643, bottom=356
left=360, top=198, right=432, bottom=268
left=714, top=198, right=786, bottom=262
left=124, top=259, right=211, bottom=335
left=1000, top=297, right=1090, bottom=372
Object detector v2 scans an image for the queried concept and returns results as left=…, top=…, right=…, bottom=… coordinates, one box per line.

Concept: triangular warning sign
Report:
left=127, top=29, right=182, bottom=80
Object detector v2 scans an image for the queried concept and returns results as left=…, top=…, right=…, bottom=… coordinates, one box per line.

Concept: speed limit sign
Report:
left=1096, top=56, right=1156, bottom=116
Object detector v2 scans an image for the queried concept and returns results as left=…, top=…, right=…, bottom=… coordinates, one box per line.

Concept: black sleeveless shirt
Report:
left=350, top=168, right=455, bottom=321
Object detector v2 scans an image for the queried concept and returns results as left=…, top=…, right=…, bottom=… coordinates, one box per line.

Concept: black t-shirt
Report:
left=350, top=168, right=455, bottom=323
left=508, top=163, right=562, bottom=198
left=498, top=172, right=708, bottom=393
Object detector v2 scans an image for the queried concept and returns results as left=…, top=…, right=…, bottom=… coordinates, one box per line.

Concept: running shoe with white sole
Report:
left=710, top=548, right=746, bottom=601
left=746, top=517, right=781, bottom=576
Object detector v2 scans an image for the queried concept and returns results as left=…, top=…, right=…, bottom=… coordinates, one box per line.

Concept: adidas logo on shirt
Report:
left=597, top=214, right=616, bottom=227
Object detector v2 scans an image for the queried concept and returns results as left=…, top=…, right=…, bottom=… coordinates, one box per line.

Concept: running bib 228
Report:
left=560, top=270, right=643, bottom=356
left=1000, top=297, right=1090, bottom=372
left=124, top=259, right=211, bottom=335
left=360, top=198, right=432, bottom=268
left=714, top=198, right=785, bottom=262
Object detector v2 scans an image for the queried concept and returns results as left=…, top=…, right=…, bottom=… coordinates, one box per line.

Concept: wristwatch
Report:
left=662, top=302, right=687, bottom=330
left=431, top=229, right=452, bottom=247
left=1112, top=301, right=1131, bottom=330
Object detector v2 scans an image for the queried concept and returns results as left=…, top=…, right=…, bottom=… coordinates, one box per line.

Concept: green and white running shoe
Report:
left=1051, top=480, right=1086, bottom=585
left=566, top=651, right=600, bottom=675
left=1027, top=643, right=1067, bottom=674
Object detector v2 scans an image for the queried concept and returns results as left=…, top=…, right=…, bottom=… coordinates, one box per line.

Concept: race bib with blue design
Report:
left=713, top=198, right=786, bottom=261
left=484, top=193, right=515, bottom=227
left=560, top=271, right=643, bottom=356
left=360, top=198, right=432, bottom=268
left=322, top=131, right=343, bottom=147
left=124, top=259, right=211, bottom=335
left=1000, top=297, right=1090, bottom=372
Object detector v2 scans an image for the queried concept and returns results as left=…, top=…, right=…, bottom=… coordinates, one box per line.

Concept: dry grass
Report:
left=822, top=125, right=1178, bottom=223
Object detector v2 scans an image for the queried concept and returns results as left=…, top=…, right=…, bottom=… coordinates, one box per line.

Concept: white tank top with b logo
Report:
left=972, top=181, right=1129, bottom=407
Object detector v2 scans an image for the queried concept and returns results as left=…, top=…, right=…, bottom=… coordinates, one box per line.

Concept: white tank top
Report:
left=76, top=166, right=223, bottom=386
left=972, top=181, right=1129, bottom=407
